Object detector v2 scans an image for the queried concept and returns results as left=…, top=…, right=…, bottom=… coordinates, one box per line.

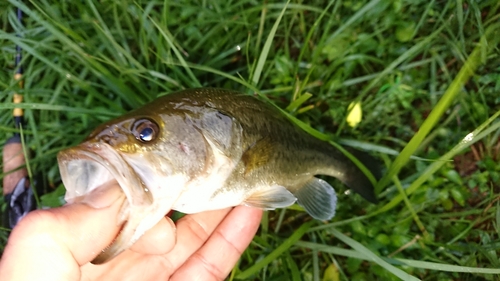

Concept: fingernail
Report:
left=166, top=216, right=177, bottom=236
left=77, top=180, right=124, bottom=209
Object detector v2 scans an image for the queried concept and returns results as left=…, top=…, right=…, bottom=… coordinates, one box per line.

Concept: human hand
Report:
left=0, top=181, right=263, bottom=281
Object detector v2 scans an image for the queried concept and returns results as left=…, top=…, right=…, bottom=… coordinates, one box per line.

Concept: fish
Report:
left=57, top=88, right=380, bottom=264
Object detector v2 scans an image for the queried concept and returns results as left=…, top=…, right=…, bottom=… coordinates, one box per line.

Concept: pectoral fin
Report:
left=293, top=177, right=337, bottom=221
left=244, top=185, right=296, bottom=209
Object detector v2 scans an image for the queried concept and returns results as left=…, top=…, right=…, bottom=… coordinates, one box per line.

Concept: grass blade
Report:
left=0, top=103, right=120, bottom=116
left=377, top=108, right=500, bottom=214
left=375, top=23, right=500, bottom=193
left=295, top=241, right=500, bottom=274
left=251, top=0, right=289, bottom=86
left=325, top=0, right=380, bottom=42
left=146, top=14, right=202, bottom=88
left=329, top=229, right=421, bottom=281
left=236, top=221, right=313, bottom=279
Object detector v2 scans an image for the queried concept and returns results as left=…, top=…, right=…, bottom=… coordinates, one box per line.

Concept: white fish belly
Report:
left=172, top=182, right=248, bottom=214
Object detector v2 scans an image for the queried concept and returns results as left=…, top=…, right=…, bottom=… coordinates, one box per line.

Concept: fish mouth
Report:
left=57, top=142, right=163, bottom=264
left=58, top=142, right=152, bottom=207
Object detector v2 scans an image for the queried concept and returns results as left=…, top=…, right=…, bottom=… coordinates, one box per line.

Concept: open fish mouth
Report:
left=58, top=142, right=152, bottom=207
left=57, top=142, right=160, bottom=264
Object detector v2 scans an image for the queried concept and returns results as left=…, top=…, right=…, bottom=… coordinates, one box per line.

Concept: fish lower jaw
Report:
left=92, top=202, right=173, bottom=264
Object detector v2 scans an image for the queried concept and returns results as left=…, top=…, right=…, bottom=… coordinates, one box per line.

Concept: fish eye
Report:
left=132, top=119, right=159, bottom=143
left=140, top=127, right=154, bottom=141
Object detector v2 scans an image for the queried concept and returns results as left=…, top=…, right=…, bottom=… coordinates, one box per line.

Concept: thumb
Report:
left=0, top=182, right=125, bottom=281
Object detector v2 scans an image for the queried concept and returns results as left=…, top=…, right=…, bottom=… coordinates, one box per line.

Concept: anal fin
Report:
left=293, top=177, right=337, bottom=221
left=244, top=185, right=296, bottom=210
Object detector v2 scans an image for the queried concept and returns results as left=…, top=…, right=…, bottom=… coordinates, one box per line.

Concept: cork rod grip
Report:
left=2, top=141, right=28, bottom=195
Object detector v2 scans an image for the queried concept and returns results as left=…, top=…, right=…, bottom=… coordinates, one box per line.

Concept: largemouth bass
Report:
left=57, top=88, right=380, bottom=264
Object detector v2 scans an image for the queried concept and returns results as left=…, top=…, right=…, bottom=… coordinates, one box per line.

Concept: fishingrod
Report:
left=2, top=7, right=35, bottom=229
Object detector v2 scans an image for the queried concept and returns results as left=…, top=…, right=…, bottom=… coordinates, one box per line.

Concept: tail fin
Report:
left=324, top=147, right=381, bottom=203
left=345, top=148, right=381, bottom=203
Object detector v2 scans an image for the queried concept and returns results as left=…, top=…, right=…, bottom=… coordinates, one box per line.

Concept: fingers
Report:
left=79, top=215, right=177, bottom=281
left=81, top=209, right=236, bottom=281
left=170, top=206, right=263, bottom=281
left=0, top=178, right=176, bottom=281
left=163, top=208, right=233, bottom=269
left=0, top=195, right=125, bottom=281
left=84, top=207, right=263, bottom=281
left=0, top=196, right=262, bottom=281
left=129, top=216, right=176, bottom=255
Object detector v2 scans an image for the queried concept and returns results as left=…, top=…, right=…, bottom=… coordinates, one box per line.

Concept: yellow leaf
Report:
left=322, top=263, right=340, bottom=281
left=346, top=101, right=362, bottom=127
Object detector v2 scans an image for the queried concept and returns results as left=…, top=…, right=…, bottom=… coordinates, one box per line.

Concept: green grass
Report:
left=1, top=0, right=500, bottom=280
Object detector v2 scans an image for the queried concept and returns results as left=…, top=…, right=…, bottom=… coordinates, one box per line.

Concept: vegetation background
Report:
left=1, top=0, right=500, bottom=280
